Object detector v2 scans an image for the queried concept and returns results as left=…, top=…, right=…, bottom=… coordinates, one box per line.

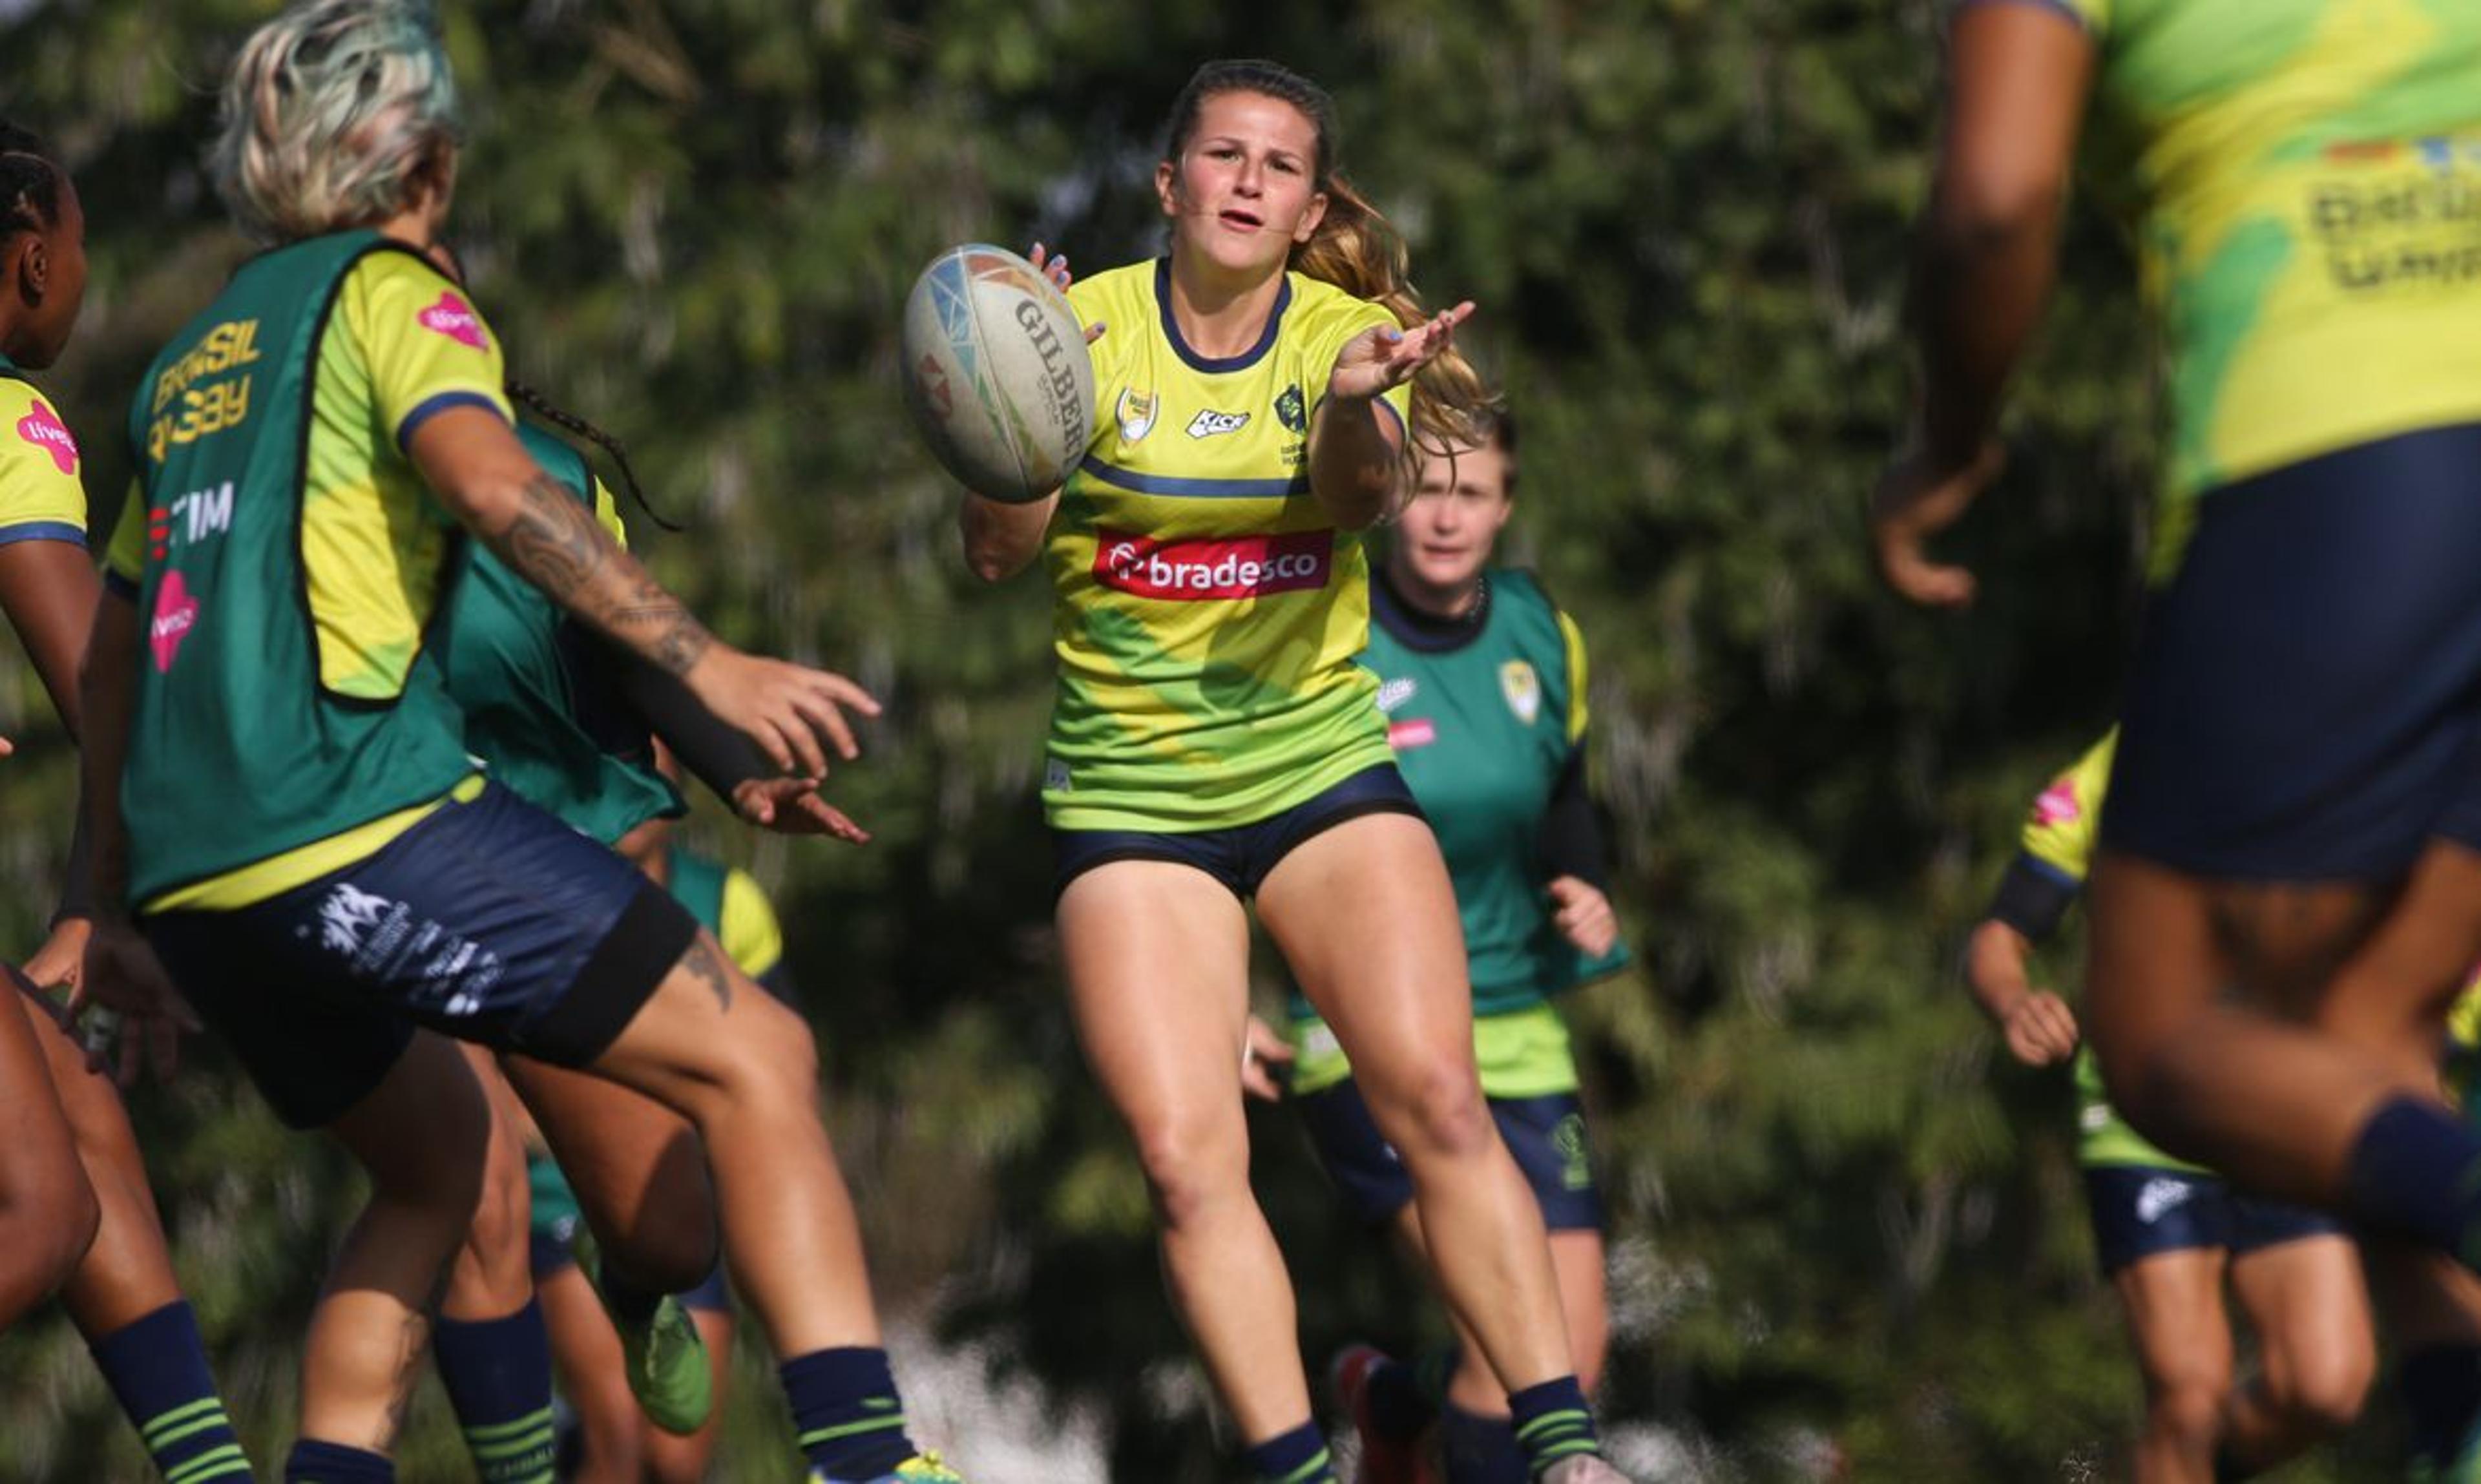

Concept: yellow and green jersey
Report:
left=1043, top=260, right=1410, bottom=831
left=0, top=351, right=88, bottom=550
left=111, top=233, right=509, bottom=907
left=2004, top=728, right=2206, bottom=1171
left=2033, top=0, right=2481, bottom=552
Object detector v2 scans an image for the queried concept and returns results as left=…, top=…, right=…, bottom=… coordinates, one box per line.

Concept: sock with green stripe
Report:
left=1509, top=1376, right=1600, bottom=1478
left=282, top=1440, right=392, bottom=1483
left=784, top=1346, right=917, bottom=1479
left=1441, top=1401, right=1528, bottom=1484
left=89, top=1300, right=254, bottom=1483
left=431, top=1299, right=556, bottom=1483
left=1242, top=1420, right=1337, bottom=1484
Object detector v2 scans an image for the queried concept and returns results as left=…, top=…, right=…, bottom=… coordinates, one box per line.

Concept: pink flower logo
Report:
left=2033, top=779, right=2082, bottom=826
left=150, top=571, right=199, bottom=673
left=16, top=398, right=77, bottom=476
left=417, top=292, right=487, bottom=351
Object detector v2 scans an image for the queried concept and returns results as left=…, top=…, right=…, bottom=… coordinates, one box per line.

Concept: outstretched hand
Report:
left=1327, top=301, right=1477, bottom=404
left=1870, top=440, right=2005, bottom=607
left=685, top=647, right=882, bottom=784
left=731, top=775, right=872, bottom=844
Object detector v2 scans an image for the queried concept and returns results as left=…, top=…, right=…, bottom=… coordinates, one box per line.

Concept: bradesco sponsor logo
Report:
left=1093, top=528, right=1334, bottom=600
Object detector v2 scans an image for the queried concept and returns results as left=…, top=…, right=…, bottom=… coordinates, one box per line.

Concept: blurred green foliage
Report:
left=0, top=0, right=2407, bottom=1479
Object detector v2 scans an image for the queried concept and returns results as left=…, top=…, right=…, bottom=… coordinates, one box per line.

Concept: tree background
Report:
left=0, top=1, right=2402, bottom=1479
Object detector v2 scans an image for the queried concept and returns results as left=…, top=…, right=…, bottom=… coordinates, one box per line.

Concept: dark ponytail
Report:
left=505, top=379, right=684, bottom=533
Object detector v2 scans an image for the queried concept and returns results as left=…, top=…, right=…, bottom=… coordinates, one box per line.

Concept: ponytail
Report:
left=1292, top=175, right=1496, bottom=457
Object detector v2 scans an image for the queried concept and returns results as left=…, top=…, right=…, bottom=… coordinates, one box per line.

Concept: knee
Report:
left=1129, top=1112, right=1251, bottom=1233
left=0, top=1160, right=98, bottom=1304
left=2265, top=1343, right=2374, bottom=1436
left=2146, top=1379, right=2228, bottom=1452
left=1369, top=1056, right=1495, bottom=1165
left=602, top=1179, right=718, bottom=1295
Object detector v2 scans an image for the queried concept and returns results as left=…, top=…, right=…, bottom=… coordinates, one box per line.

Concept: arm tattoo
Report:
left=677, top=934, right=734, bottom=1013
left=490, top=473, right=716, bottom=676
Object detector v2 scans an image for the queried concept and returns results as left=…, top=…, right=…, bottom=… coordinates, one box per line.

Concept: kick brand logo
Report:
left=15, top=397, right=76, bottom=475
left=1186, top=408, right=1249, bottom=439
left=1374, top=676, right=1418, bottom=713
left=417, top=292, right=488, bottom=351
left=2135, top=1177, right=2194, bottom=1225
left=1093, top=528, right=1332, bottom=600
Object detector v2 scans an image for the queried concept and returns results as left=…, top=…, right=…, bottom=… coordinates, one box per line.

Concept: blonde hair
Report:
left=1162, top=59, right=1497, bottom=458
left=211, top=0, right=460, bottom=246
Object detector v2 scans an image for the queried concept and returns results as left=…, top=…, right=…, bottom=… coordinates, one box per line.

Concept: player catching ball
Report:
left=961, top=58, right=1626, bottom=1484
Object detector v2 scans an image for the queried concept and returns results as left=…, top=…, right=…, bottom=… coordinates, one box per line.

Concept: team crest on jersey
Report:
left=1116, top=388, right=1158, bottom=444
left=1275, top=384, right=1306, bottom=434
left=1500, top=660, right=1540, bottom=724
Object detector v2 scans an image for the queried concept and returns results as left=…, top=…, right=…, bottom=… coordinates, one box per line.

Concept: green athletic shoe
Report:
left=608, top=1291, right=713, bottom=1436
left=808, top=1454, right=967, bottom=1484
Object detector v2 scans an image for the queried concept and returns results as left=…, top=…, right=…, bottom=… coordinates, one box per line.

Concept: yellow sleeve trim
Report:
left=718, top=867, right=784, bottom=979
left=1555, top=609, right=1591, bottom=744
left=143, top=775, right=487, bottom=912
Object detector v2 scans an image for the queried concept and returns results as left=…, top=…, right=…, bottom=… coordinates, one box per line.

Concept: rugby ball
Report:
left=902, top=244, right=1094, bottom=503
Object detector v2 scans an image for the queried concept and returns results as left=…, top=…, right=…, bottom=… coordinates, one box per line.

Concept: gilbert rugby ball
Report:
left=902, top=244, right=1094, bottom=503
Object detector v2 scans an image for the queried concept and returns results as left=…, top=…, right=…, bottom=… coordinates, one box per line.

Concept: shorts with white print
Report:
left=142, top=780, right=696, bottom=1128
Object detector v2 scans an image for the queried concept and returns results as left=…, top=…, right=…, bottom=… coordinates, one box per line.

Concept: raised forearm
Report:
left=78, top=592, right=138, bottom=917
left=475, top=466, right=716, bottom=678
left=1962, top=918, right=2038, bottom=1025
left=1307, top=393, right=1400, bottom=531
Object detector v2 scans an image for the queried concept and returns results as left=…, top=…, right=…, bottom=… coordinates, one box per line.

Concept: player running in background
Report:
left=0, top=121, right=255, bottom=1483
left=74, top=5, right=953, bottom=1481
left=1248, top=412, right=1631, bottom=1484
left=961, top=58, right=1626, bottom=1484
left=1870, top=3, right=2481, bottom=1474
left=1967, top=733, right=2371, bottom=1483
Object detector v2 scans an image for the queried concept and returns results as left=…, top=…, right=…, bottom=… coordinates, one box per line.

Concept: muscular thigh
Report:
left=1056, top=860, right=1253, bottom=1134
left=1257, top=811, right=1472, bottom=1086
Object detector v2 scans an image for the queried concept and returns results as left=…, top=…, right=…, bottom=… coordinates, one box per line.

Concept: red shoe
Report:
left=1329, top=1345, right=1437, bottom=1484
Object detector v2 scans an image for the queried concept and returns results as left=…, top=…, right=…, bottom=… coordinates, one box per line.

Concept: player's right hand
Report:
left=2000, top=989, right=2079, bottom=1067
left=1870, top=439, right=2005, bottom=607
left=686, top=646, right=882, bottom=782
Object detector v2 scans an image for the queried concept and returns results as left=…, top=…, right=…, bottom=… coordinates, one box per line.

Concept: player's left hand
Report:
left=1870, top=439, right=2005, bottom=607
left=1241, top=1014, right=1294, bottom=1103
left=1326, top=301, right=1476, bottom=404
left=1549, top=875, right=1619, bottom=960
left=21, top=915, right=89, bottom=1001
left=731, top=775, right=872, bottom=844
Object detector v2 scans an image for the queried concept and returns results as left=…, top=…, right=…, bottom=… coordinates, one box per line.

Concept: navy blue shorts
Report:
left=1051, top=764, right=1425, bottom=899
left=2084, top=1165, right=2346, bottom=1275
left=144, top=781, right=698, bottom=1130
left=2104, top=424, right=2481, bottom=879
left=1293, top=1078, right=1602, bottom=1232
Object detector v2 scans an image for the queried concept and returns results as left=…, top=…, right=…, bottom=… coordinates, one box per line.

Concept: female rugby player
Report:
left=962, top=59, right=1625, bottom=1484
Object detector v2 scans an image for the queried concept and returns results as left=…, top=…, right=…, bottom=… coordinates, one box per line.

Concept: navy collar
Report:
left=1155, top=256, right=1290, bottom=374
left=1373, top=565, right=1491, bottom=653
